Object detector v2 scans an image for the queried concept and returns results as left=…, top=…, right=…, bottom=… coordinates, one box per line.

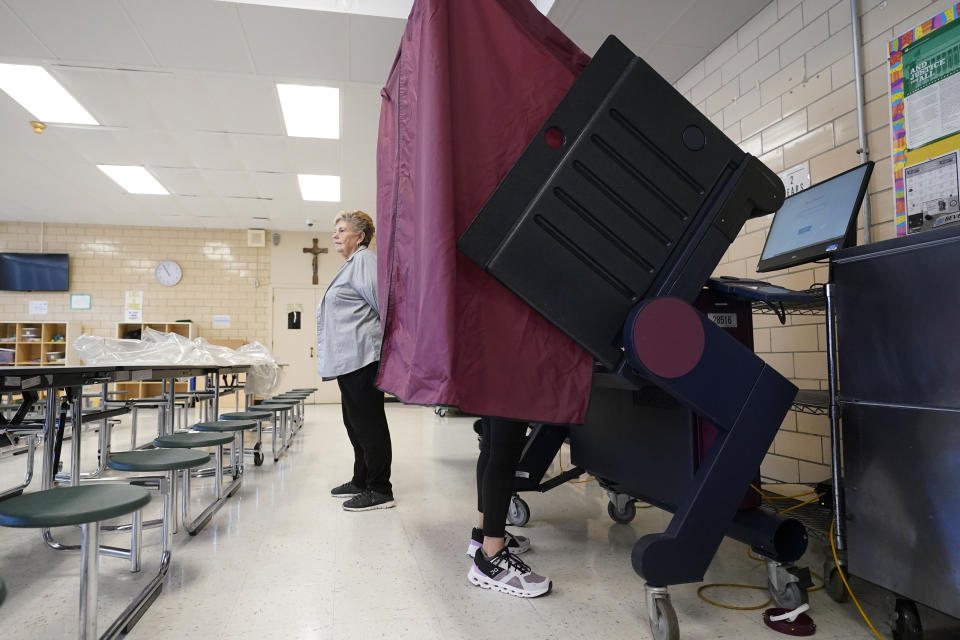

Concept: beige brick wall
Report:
left=676, top=0, right=958, bottom=483
left=0, top=222, right=270, bottom=347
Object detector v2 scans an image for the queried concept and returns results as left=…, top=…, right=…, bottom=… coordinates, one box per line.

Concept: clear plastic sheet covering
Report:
left=73, top=328, right=282, bottom=396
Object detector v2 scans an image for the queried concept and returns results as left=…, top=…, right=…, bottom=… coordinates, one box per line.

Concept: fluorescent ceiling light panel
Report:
left=216, top=0, right=553, bottom=18
left=97, top=165, right=170, bottom=195
left=277, top=84, right=339, bottom=138
left=298, top=174, right=340, bottom=201
left=0, top=63, right=98, bottom=125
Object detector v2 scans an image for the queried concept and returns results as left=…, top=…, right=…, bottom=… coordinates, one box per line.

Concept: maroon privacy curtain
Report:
left=375, top=0, right=593, bottom=423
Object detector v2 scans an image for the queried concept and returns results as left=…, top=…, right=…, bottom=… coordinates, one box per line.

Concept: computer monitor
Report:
left=756, top=162, right=874, bottom=273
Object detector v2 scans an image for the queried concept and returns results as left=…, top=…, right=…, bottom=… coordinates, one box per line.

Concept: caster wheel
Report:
left=507, top=496, right=530, bottom=527
left=891, top=598, right=922, bottom=640
left=768, top=578, right=807, bottom=610
left=649, top=596, right=680, bottom=640
left=608, top=499, right=636, bottom=524
left=434, top=407, right=448, bottom=417
left=824, top=560, right=847, bottom=603
left=253, top=442, right=264, bottom=466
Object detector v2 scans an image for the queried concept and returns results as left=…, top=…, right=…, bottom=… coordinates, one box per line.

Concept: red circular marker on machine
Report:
left=630, top=297, right=705, bottom=378
left=763, top=604, right=816, bottom=636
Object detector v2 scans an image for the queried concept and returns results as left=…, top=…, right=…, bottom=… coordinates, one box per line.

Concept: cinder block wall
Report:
left=0, top=222, right=270, bottom=343
left=674, top=0, right=956, bottom=483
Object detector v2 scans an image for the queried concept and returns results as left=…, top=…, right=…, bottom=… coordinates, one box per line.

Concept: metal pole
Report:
left=79, top=523, right=100, bottom=639
left=166, top=378, right=175, bottom=436
left=214, top=374, right=221, bottom=420
left=42, top=392, right=58, bottom=490
left=850, top=0, right=872, bottom=242
left=826, top=283, right=845, bottom=554
left=70, top=389, right=82, bottom=487
left=130, top=510, right=142, bottom=573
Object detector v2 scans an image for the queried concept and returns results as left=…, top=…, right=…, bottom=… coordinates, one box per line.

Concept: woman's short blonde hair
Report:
left=335, top=210, right=375, bottom=247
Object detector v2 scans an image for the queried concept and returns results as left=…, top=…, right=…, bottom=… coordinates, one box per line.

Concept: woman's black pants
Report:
left=476, top=417, right=527, bottom=539
left=336, top=361, right=393, bottom=495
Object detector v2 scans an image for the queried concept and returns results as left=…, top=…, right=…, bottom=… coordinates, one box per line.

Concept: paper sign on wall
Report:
left=125, top=290, right=143, bottom=322
left=28, top=300, right=48, bottom=315
left=779, top=162, right=810, bottom=197
left=212, top=315, right=231, bottom=328
left=70, top=294, right=92, bottom=310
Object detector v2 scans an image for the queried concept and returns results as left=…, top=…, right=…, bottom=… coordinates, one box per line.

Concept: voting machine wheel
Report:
left=607, top=499, right=636, bottom=524
left=646, top=587, right=679, bottom=640
left=768, top=578, right=807, bottom=610
left=507, top=495, right=529, bottom=527
left=253, top=442, right=264, bottom=466
left=434, top=406, right=448, bottom=417
left=823, top=558, right=847, bottom=603
left=891, top=598, right=922, bottom=640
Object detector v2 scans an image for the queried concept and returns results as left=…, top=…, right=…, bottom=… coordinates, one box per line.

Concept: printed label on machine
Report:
left=707, top=312, right=738, bottom=328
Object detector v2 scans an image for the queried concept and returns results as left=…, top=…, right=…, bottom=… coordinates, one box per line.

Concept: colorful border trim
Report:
left=890, top=4, right=960, bottom=236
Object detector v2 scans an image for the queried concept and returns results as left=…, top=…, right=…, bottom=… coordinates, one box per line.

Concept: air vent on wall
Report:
left=247, top=229, right=266, bottom=247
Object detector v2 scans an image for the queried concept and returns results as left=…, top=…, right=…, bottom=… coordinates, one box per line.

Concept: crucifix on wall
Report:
left=303, top=238, right=328, bottom=285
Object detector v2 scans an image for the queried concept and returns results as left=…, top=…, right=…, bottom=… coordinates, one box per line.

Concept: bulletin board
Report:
left=890, top=4, right=960, bottom=236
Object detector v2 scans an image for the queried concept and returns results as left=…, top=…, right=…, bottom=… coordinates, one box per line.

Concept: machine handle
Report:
left=309, top=346, right=314, bottom=358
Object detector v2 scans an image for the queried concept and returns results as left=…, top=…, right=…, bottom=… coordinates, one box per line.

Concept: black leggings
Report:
left=336, top=361, right=392, bottom=495
left=475, top=416, right=527, bottom=539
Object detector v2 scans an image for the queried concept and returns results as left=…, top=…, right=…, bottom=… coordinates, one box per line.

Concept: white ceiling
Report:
left=0, top=0, right=769, bottom=231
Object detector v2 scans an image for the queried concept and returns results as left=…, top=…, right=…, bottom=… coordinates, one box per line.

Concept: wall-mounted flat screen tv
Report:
left=0, top=253, right=69, bottom=291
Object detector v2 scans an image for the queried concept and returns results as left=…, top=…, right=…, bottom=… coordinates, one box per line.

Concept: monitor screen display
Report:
left=757, top=162, right=874, bottom=273
left=0, top=253, right=70, bottom=291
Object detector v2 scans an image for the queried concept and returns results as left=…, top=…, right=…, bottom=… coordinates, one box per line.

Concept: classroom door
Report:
left=271, top=287, right=341, bottom=403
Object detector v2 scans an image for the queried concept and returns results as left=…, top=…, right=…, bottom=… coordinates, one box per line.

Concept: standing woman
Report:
left=317, top=210, right=395, bottom=511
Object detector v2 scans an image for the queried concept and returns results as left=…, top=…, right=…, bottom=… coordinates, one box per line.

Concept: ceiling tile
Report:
left=176, top=195, right=228, bottom=217
left=238, top=4, right=349, bottom=79
left=0, top=2, right=53, bottom=59
left=347, top=14, right=404, bottom=83
left=177, top=131, right=245, bottom=171
left=123, top=0, right=254, bottom=73
left=231, top=134, right=293, bottom=173
left=204, top=75, right=284, bottom=135
left=131, top=71, right=223, bottom=132
left=250, top=171, right=298, bottom=200
left=201, top=169, right=260, bottom=198
left=53, top=66, right=167, bottom=129
left=152, top=168, right=212, bottom=196
left=6, top=0, right=156, bottom=66
left=221, top=196, right=269, bottom=217
left=56, top=127, right=139, bottom=165
left=284, top=137, right=340, bottom=174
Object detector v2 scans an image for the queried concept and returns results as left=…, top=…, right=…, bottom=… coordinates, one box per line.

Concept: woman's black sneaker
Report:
left=343, top=490, right=396, bottom=511
left=330, top=481, right=364, bottom=498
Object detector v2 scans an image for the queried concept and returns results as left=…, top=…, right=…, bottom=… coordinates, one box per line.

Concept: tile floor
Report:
left=0, top=403, right=957, bottom=639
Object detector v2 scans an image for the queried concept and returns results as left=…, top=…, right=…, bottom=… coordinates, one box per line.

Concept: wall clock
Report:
left=155, top=260, right=183, bottom=286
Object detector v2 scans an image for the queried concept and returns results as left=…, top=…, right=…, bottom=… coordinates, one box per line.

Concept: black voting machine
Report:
left=459, top=36, right=807, bottom=637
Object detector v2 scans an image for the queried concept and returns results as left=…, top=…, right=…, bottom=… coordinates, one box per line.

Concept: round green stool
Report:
left=156, top=429, right=245, bottom=535
left=108, top=449, right=211, bottom=567
left=218, top=412, right=271, bottom=466
left=0, top=485, right=152, bottom=638
left=256, top=401, right=298, bottom=461
left=273, top=393, right=309, bottom=431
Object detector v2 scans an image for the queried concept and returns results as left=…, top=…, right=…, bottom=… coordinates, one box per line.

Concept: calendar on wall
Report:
left=904, top=151, right=960, bottom=232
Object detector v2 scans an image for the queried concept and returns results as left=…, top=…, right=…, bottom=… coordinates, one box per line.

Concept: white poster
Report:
left=904, top=71, right=960, bottom=150
left=212, top=315, right=231, bottom=328
left=28, top=300, right=48, bottom=315
left=124, top=290, right=143, bottom=322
